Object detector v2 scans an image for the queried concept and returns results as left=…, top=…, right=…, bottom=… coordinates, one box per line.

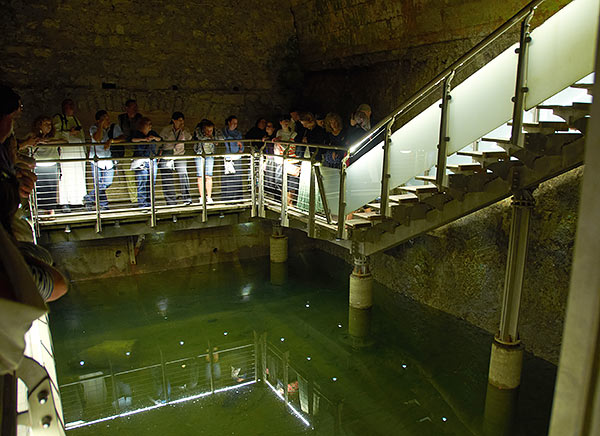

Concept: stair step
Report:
left=353, top=211, right=382, bottom=221
left=536, top=103, right=591, bottom=125
left=570, top=83, right=593, bottom=95
left=346, top=218, right=373, bottom=228
left=399, top=184, right=439, bottom=194
left=414, top=175, right=437, bottom=182
left=521, top=121, right=570, bottom=134
left=389, top=193, right=419, bottom=203
left=447, top=163, right=484, bottom=173
left=457, top=150, right=509, bottom=159
left=537, top=102, right=591, bottom=111
left=481, top=137, right=511, bottom=144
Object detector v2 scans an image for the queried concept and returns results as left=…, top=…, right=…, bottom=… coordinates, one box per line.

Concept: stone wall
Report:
left=292, top=0, right=570, bottom=120
left=48, top=221, right=316, bottom=282
left=317, top=167, right=582, bottom=365
left=1, top=0, right=298, bottom=135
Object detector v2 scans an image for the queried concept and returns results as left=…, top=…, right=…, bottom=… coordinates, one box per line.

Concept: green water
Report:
left=49, top=251, right=556, bottom=435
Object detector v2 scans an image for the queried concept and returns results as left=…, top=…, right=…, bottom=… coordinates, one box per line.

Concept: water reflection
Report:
left=50, top=255, right=555, bottom=435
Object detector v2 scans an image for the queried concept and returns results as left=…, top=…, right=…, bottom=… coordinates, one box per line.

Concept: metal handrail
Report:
left=347, top=0, right=547, bottom=157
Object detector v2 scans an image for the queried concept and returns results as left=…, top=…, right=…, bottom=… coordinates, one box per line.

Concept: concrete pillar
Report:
left=348, top=306, right=372, bottom=349
left=349, top=255, right=373, bottom=309
left=270, top=224, right=288, bottom=263
left=483, top=382, right=518, bottom=436
left=488, top=189, right=533, bottom=390
left=270, top=261, right=287, bottom=286
left=488, top=341, right=523, bottom=390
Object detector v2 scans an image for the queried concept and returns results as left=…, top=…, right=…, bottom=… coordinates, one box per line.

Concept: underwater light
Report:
left=79, top=361, right=84, bottom=366
left=402, top=364, right=407, bottom=369
left=337, top=323, right=342, bottom=328
left=306, top=356, right=311, bottom=361
left=125, top=352, right=130, bottom=356
left=332, top=377, right=337, bottom=382
left=280, top=337, right=285, bottom=342
left=224, top=332, right=228, bottom=336
left=179, top=341, right=184, bottom=345
left=442, top=417, right=448, bottom=422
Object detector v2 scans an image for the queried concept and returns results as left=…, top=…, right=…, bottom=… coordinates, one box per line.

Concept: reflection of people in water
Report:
left=206, top=347, right=221, bottom=381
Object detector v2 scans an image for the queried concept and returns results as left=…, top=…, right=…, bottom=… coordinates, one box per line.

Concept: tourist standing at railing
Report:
left=116, top=99, right=143, bottom=205
left=222, top=115, right=244, bottom=201
left=131, top=117, right=161, bottom=208
left=159, top=112, right=192, bottom=205
left=289, top=108, right=305, bottom=139
left=274, top=114, right=299, bottom=205
left=27, top=116, right=61, bottom=213
left=296, top=112, right=327, bottom=160
left=53, top=99, right=86, bottom=211
left=324, top=112, right=349, bottom=169
left=84, top=110, right=124, bottom=210
left=193, top=119, right=222, bottom=204
left=296, top=112, right=327, bottom=212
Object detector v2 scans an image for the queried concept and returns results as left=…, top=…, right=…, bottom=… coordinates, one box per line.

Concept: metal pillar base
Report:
left=349, top=255, right=373, bottom=309
left=488, top=339, right=523, bottom=390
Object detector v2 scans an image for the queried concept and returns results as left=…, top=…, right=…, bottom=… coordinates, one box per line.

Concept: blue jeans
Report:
left=84, top=163, right=115, bottom=209
left=134, top=161, right=158, bottom=208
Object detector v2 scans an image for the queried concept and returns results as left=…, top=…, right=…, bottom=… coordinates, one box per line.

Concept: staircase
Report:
left=310, top=0, right=598, bottom=256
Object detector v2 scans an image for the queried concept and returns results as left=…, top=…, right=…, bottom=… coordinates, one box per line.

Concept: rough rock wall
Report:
left=292, top=0, right=570, bottom=119
left=317, top=167, right=582, bottom=365
left=0, top=0, right=297, bottom=135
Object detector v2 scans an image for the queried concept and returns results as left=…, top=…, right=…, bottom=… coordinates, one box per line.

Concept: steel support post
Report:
left=258, top=152, right=265, bottom=217
left=510, top=10, right=534, bottom=148
left=314, top=165, right=332, bottom=224
left=283, top=351, right=290, bottom=405
left=280, top=149, right=289, bottom=227
left=435, top=71, right=455, bottom=189
left=336, top=162, right=347, bottom=240
left=149, top=158, right=156, bottom=228
left=93, top=161, right=102, bottom=233
left=308, top=162, right=316, bottom=238
left=380, top=119, right=394, bottom=218
left=349, top=253, right=373, bottom=310
left=201, top=152, right=207, bottom=223
left=498, top=189, right=534, bottom=343
left=250, top=152, right=257, bottom=217
left=30, top=183, right=40, bottom=240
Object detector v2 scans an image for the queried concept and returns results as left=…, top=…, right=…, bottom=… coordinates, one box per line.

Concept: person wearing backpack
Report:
left=53, top=98, right=86, bottom=210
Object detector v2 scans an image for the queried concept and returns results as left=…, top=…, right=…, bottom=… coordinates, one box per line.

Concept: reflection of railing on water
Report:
left=60, top=340, right=257, bottom=430
left=259, top=335, right=341, bottom=433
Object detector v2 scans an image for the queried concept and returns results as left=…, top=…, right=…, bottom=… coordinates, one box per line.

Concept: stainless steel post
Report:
left=435, top=71, right=455, bottom=189
left=258, top=150, right=265, bottom=218
left=201, top=150, right=207, bottom=223
left=336, top=161, right=347, bottom=240
left=208, top=342, right=215, bottom=394
left=93, top=161, right=102, bottom=233
left=510, top=9, right=535, bottom=148
left=283, top=351, right=290, bottom=405
left=498, top=189, right=535, bottom=343
left=280, top=147, right=289, bottom=227
left=308, top=162, right=316, bottom=238
left=380, top=119, right=394, bottom=218
left=314, top=165, right=332, bottom=224
left=250, top=152, right=257, bottom=217
left=149, top=158, right=156, bottom=228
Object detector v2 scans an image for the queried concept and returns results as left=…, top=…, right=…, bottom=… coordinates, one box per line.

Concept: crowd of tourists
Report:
left=5, top=91, right=376, bottom=214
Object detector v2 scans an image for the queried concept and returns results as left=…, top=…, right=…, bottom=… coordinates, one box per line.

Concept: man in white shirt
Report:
left=84, top=110, right=123, bottom=210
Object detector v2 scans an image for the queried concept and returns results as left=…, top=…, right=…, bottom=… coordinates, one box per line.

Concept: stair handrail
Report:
left=347, top=0, right=548, bottom=158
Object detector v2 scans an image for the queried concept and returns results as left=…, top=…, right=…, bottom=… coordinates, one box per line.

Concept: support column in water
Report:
left=349, top=254, right=373, bottom=309
left=488, top=189, right=534, bottom=390
left=270, top=223, right=288, bottom=263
